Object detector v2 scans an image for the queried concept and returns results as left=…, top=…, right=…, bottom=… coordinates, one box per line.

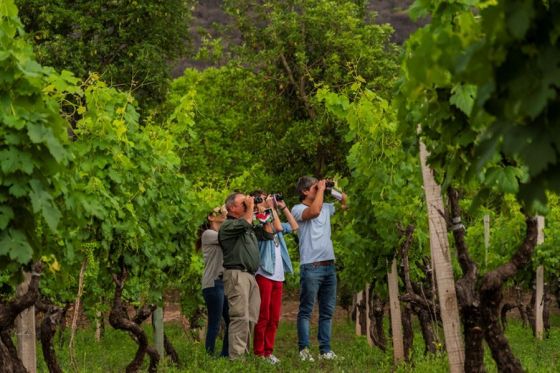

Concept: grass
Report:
left=36, top=315, right=560, bottom=372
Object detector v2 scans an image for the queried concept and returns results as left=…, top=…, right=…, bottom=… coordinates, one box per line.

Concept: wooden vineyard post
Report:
left=387, top=259, right=404, bottom=363
left=153, top=306, right=165, bottom=358
left=69, top=258, right=87, bottom=370
left=535, top=216, right=545, bottom=340
left=484, top=214, right=490, bottom=268
left=419, top=138, right=465, bottom=373
left=95, top=311, right=103, bottom=342
left=355, top=290, right=363, bottom=336
left=365, top=284, right=373, bottom=346
left=16, top=271, right=37, bottom=373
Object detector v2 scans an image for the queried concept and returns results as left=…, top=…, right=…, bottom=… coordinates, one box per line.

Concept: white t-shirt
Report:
left=256, top=236, right=285, bottom=282
left=291, top=203, right=335, bottom=265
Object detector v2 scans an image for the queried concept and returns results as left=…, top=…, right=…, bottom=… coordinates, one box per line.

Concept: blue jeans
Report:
left=297, top=263, right=337, bottom=354
left=202, top=279, right=229, bottom=357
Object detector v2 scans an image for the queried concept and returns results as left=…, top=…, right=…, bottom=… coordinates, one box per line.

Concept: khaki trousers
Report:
left=223, top=269, right=261, bottom=359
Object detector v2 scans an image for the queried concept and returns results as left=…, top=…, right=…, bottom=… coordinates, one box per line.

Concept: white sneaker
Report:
left=299, top=348, right=315, bottom=362
left=266, top=354, right=281, bottom=364
left=319, top=351, right=341, bottom=360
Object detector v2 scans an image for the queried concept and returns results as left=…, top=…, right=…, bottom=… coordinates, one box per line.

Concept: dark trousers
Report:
left=202, top=279, right=230, bottom=357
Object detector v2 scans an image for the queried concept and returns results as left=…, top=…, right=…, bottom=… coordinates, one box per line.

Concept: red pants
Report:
left=253, top=274, right=283, bottom=356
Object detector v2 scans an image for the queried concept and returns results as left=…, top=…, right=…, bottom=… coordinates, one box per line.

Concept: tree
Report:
left=219, top=0, right=400, bottom=180
left=0, top=1, right=71, bottom=370
left=317, top=87, right=442, bottom=363
left=163, top=66, right=277, bottom=191
left=398, top=0, right=560, bottom=371
left=16, top=0, right=194, bottom=110
left=62, top=77, right=200, bottom=372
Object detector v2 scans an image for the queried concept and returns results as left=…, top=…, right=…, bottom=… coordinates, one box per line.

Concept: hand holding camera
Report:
left=264, top=195, right=276, bottom=209
left=315, top=179, right=327, bottom=193
left=245, top=195, right=255, bottom=211
left=276, top=198, right=287, bottom=211
left=323, top=179, right=344, bottom=202
left=272, top=193, right=283, bottom=202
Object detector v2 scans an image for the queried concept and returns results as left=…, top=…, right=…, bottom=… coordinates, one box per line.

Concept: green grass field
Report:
left=36, top=315, right=560, bottom=372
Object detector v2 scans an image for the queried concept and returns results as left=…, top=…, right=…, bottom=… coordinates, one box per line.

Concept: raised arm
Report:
left=266, top=196, right=284, bottom=232
left=242, top=195, right=255, bottom=224
left=301, top=179, right=326, bottom=221
left=340, top=191, right=348, bottom=210
left=277, top=199, right=298, bottom=232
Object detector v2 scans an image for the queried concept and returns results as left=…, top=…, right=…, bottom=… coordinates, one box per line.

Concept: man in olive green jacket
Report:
left=219, top=192, right=274, bottom=359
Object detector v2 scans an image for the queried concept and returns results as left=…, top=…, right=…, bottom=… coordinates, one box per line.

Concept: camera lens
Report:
left=274, top=193, right=284, bottom=201
left=254, top=196, right=263, bottom=204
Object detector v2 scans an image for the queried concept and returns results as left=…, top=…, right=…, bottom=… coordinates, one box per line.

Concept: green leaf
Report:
left=450, top=84, right=476, bottom=116
left=0, top=0, right=18, bottom=18
left=29, top=180, right=61, bottom=231
left=0, top=205, right=14, bottom=230
left=408, top=0, right=431, bottom=21
left=506, top=0, right=535, bottom=40
left=519, top=137, right=557, bottom=177
left=0, top=228, right=33, bottom=264
left=0, top=148, right=34, bottom=174
left=8, top=182, right=28, bottom=198
left=26, top=122, right=66, bottom=162
left=485, top=166, right=519, bottom=193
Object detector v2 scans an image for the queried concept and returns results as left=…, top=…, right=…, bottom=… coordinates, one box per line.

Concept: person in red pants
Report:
left=251, top=191, right=298, bottom=364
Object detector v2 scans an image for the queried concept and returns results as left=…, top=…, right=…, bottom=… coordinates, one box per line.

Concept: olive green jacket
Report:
left=218, top=216, right=273, bottom=274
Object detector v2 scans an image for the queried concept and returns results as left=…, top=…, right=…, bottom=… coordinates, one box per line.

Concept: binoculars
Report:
left=253, top=193, right=283, bottom=204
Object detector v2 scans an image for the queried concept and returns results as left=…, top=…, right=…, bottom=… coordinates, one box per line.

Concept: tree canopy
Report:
left=15, top=0, right=194, bottom=110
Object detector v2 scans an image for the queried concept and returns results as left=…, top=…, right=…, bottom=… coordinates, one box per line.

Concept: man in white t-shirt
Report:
left=291, top=176, right=347, bottom=362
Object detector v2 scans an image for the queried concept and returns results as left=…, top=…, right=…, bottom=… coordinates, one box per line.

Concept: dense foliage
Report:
left=399, top=0, right=560, bottom=209
left=398, top=0, right=560, bottom=370
left=0, top=2, right=216, bottom=370
left=163, top=67, right=278, bottom=191
left=0, top=0, right=70, bottom=276
left=317, top=86, right=428, bottom=292
left=397, top=0, right=560, bottom=307
left=15, top=0, right=194, bottom=109
left=218, top=0, right=400, bottom=182
left=4, top=0, right=560, bottom=371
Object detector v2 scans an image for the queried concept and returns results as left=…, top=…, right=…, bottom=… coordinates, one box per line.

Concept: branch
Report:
left=399, top=293, right=440, bottom=315
left=447, top=187, right=477, bottom=281
left=398, top=224, right=416, bottom=294
left=0, top=262, right=43, bottom=329
left=279, top=53, right=316, bottom=119
left=481, top=216, right=538, bottom=293
left=133, top=304, right=157, bottom=325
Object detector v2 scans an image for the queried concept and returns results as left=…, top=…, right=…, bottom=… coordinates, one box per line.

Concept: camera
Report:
left=254, top=196, right=264, bottom=204
left=273, top=193, right=283, bottom=202
left=325, top=180, right=335, bottom=189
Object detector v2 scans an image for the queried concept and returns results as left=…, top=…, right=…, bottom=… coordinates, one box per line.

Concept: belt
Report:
left=224, top=265, right=255, bottom=274
left=310, top=260, right=335, bottom=267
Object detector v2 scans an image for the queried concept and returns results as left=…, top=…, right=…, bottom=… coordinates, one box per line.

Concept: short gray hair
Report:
left=225, top=192, right=243, bottom=212
left=296, top=176, right=317, bottom=201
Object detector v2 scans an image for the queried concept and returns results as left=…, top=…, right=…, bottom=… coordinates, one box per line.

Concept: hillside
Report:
left=172, top=0, right=424, bottom=76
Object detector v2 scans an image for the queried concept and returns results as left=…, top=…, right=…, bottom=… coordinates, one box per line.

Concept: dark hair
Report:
left=296, top=176, right=318, bottom=201
left=195, top=206, right=224, bottom=250
left=250, top=189, right=266, bottom=197
left=195, top=220, right=210, bottom=251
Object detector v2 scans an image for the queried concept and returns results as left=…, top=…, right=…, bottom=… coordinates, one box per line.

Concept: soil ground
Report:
left=162, top=295, right=351, bottom=335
